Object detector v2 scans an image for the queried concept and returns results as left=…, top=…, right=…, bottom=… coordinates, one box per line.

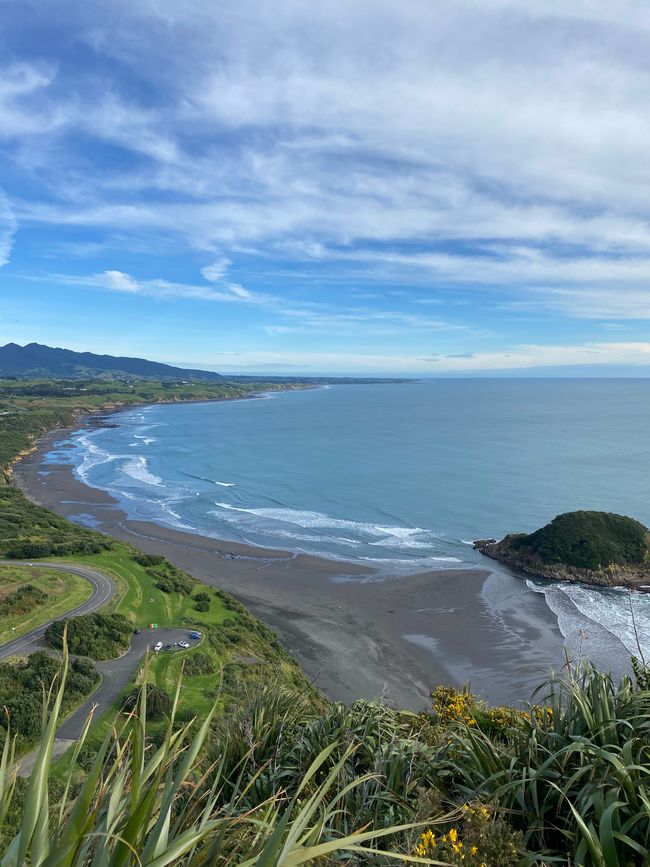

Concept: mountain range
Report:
left=0, top=342, right=223, bottom=380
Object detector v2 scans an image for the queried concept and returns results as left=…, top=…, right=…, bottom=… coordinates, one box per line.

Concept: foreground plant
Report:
left=436, top=662, right=650, bottom=865
left=0, top=646, right=449, bottom=866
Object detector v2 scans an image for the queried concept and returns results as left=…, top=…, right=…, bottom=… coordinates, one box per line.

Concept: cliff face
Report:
left=473, top=511, right=650, bottom=589
left=474, top=537, right=650, bottom=588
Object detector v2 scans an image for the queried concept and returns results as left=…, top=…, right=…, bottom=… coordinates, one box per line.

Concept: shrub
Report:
left=0, top=584, right=47, bottom=616
left=125, top=685, right=172, bottom=720
left=45, top=612, right=132, bottom=659
left=132, top=552, right=164, bottom=567
left=147, top=562, right=195, bottom=595
left=183, top=651, right=216, bottom=677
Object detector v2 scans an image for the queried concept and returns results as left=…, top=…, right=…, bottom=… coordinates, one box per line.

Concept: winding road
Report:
left=0, top=561, right=190, bottom=775
left=0, top=561, right=116, bottom=660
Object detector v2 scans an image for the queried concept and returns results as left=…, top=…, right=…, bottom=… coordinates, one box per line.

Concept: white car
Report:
left=178, top=640, right=190, bottom=649
left=153, top=641, right=163, bottom=652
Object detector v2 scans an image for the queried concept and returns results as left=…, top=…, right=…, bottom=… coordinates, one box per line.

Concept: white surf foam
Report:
left=120, top=456, right=164, bottom=488
left=530, top=579, right=650, bottom=663
left=212, top=502, right=428, bottom=540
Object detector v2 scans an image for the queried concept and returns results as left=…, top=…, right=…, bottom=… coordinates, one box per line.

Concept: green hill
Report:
left=475, top=510, right=650, bottom=584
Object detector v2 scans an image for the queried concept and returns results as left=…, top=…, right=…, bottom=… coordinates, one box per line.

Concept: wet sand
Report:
left=13, top=424, right=567, bottom=709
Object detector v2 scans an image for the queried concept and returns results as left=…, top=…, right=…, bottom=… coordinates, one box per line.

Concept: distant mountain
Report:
left=0, top=343, right=223, bottom=381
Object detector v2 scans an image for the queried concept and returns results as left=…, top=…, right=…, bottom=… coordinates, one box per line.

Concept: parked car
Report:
left=189, top=631, right=202, bottom=640
left=153, top=641, right=163, bottom=652
left=164, top=644, right=172, bottom=651
left=178, top=640, right=190, bottom=649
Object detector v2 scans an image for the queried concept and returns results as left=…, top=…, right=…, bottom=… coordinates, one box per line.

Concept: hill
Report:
left=0, top=342, right=223, bottom=380
left=474, top=510, right=650, bottom=587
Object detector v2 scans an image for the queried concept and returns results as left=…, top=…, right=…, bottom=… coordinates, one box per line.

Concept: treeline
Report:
left=45, top=612, right=133, bottom=660
left=0, top=486, right=113, bottom=559
left=132, top=552, right=196, bottom=594
left=0, top=652, right=98, bottom=749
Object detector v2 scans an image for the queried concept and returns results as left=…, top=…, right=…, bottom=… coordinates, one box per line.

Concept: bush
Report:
left=125, top=685, right=172, bottom=720
left=147, top=562, right=195, bottom=595
left=0, top=583, right=47, bottom=616
left=0, top=652, right=99, bottom=745
left=184, top=651, right=216, bottom=677
left=45, top=612, right=132, bottom=660
left=194, top=591, right=211, bottom=604
left=132, top=552, right=164, bottom=567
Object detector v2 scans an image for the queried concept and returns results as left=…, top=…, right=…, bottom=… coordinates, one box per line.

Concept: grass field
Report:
left=0, top=565, right=92, bottom=644
left=64, top=547, right=233, bottom=628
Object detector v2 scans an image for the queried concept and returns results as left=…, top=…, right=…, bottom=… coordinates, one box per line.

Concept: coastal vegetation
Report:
left=45, top=612, right=133, bottom=660
left=0, top=565, right=92, bottom=644
left=475, top=510, right=650, bottom=586
left=0, top=652, right=98, bottom=753
left=2, top=651, right=650, bottom=864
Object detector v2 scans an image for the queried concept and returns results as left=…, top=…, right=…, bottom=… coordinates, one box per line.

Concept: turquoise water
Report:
left=54, top=379, right=650, bottom=669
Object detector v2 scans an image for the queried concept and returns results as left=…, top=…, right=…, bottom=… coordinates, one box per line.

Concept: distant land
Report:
left=474, top=510, right=650, bottom=589
left=0, top=343, right=407, bottom=384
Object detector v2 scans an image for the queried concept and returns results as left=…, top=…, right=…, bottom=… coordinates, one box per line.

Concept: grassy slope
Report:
left=0, top=565, right=92, bottom=643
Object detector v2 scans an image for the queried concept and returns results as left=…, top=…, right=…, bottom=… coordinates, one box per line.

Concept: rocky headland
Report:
left=474, top=510, right=650, bottom=589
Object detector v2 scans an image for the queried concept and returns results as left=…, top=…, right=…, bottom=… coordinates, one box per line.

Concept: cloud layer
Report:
left=3, top=1, right=650, bottom=371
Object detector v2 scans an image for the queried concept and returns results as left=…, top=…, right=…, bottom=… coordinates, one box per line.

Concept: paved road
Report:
left=18, top=628, right=194, bottom=776
left=0, top=560, right=115, bottom=660
left=0, top=560, right=201, bottom=775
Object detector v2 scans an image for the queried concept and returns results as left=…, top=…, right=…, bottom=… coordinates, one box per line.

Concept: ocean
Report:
left=50, top=379, right=650, bottom=675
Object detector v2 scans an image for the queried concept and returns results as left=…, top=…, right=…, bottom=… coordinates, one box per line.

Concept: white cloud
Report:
left=7, top=0, right=650, bottom=335
left=97, top=270, right=140, bottom=292
left=201, top=257, right=232, bottom=282
left=0, top=190, right=17, bottom=267
left=68, top=269, right=268, bottom=305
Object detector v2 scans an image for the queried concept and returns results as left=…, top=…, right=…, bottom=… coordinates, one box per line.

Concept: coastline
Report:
left=13, top=419, right=569, bottom=709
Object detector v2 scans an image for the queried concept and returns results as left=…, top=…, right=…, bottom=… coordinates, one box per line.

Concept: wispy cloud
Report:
left=60, top=269, right=270, bottom=305
left=4, top=1, right=650, bottom=369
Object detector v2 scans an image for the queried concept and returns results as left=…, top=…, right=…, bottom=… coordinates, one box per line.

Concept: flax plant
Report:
left=0, top=649, right=446, bottom=866
left=437, top=662, right=650, bottom=865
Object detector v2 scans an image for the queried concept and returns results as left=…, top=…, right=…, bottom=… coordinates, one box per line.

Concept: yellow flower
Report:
left=470, top=845, right=478, bottom=855
left=448, top=827, right=458, bottom=843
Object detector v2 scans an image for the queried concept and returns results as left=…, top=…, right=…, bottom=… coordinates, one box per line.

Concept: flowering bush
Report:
left=413, top=803, right=522, bottom=866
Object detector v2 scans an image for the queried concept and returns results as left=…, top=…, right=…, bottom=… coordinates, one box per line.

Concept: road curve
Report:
left=0, top=560, right=116, bottom=660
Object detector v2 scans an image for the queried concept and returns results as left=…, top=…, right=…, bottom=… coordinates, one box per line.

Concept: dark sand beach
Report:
left=13, top=423, right=567, bottom=709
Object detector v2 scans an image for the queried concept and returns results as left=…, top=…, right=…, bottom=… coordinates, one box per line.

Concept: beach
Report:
left=13, top=421, right=568, bottom=709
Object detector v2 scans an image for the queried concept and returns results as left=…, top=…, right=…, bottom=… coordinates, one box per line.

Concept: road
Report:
left=0, top=561, right=197, bottom=775
left=0, top=560, right=116, bottom=660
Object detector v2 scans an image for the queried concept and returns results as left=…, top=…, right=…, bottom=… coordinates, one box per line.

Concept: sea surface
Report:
left=50, top=379, right=650, bottom=675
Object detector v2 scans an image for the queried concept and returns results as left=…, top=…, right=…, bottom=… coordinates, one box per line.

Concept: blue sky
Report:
left=2, top=0, right=650, bottom=375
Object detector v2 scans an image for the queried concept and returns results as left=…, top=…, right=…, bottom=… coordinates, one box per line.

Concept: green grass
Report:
left=61, top=548, right=221, bottom=627
left=0, top=565, right=92, bottom=643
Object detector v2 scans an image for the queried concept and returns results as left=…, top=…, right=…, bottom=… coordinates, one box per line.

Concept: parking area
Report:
left=150, top=629, right=203, bottom=654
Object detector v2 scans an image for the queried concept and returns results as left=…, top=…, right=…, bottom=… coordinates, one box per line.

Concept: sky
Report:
left=1, top=0, right=650, bottom=376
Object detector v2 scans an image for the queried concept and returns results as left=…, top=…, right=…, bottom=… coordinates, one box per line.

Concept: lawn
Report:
left=0, top=565, right=93, bottom=644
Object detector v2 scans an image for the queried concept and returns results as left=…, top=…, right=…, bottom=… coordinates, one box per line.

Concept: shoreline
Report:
left=12, top=415, right=569, bottom=709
